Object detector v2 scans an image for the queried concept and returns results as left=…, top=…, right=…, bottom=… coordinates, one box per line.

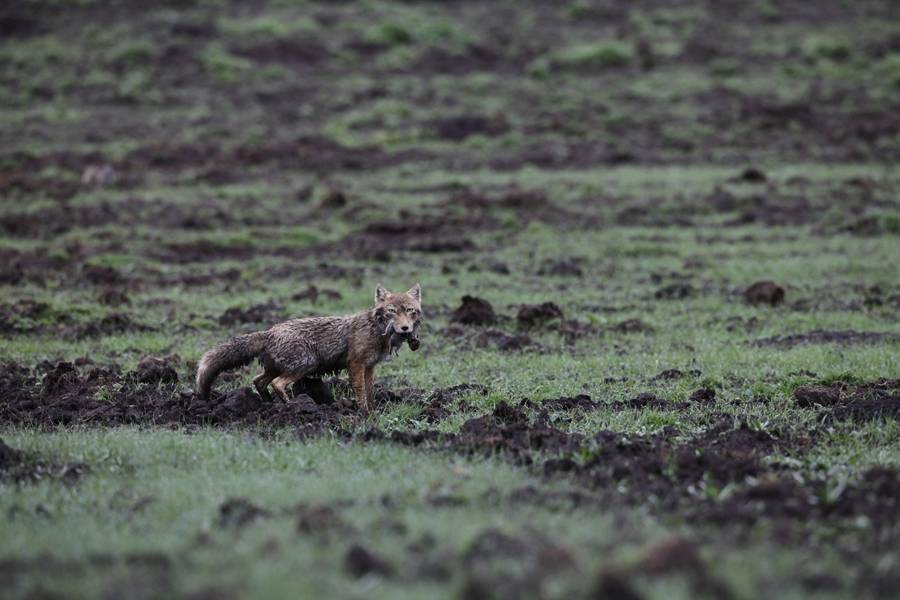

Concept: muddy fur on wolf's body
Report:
left=195, top=284, right=422, bottom=410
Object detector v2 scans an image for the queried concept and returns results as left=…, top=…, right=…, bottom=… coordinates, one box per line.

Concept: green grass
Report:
left=1, top=1, right=898, bottom=597
left=2, top=427, right=890, bottom=599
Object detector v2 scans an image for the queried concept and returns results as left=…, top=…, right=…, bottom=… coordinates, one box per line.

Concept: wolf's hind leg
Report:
left=252, top=368, right=277, bottom=402
left=272, top=373, right=305, bottom=402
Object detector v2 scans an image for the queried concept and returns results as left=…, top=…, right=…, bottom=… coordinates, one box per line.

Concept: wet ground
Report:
left=2, top=0, right=899, bottom=598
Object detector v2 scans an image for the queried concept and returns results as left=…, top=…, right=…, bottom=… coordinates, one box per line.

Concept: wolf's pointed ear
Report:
left=375, top=284, right=390, bottom=304
left=406, top=283, right=421, bottom=303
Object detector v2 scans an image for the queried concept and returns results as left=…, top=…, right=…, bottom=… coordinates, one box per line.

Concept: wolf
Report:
left=195, top=284, right=422, bottom=411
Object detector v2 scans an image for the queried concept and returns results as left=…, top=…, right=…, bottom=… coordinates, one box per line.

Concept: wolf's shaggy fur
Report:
left=196, top=284, right=422, bottom=411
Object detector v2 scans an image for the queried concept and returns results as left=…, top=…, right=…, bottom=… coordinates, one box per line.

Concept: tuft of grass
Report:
left=530, top=41, right=634, bottom=77
left=199, top=43, right=253, bottom=83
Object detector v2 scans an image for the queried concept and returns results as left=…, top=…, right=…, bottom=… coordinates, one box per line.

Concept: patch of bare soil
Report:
left=655, top=282, right=695, bottom=300
left=516, top=302, right=564, bottom=330
left=0, top=360, right=356, bottom=436
left=0, top=437, right=87, bottom=485
left=432, top=114, right=509, bottom=141
left=0, top=361, right=491, bottom=434
left=472, top=329, right=536, bottom=352
left=753, top=330, right=900, bottom=349
left=794, top=379, right=900, bottom=422
left=371, top=406, right=894, bottom=526
left=450, top=296, right=497, bottom=326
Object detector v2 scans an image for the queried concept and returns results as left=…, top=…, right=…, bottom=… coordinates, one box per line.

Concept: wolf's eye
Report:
left=386, top=306, right=397, bottom=314
left=407, top=308, right=419, bottom=316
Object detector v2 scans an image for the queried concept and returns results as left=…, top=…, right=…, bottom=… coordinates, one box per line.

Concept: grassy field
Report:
left=1, top=0, right=899, bottom=598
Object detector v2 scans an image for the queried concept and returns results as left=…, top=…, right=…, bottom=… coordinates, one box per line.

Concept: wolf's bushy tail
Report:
left=195, top=331, right=267, bottom=398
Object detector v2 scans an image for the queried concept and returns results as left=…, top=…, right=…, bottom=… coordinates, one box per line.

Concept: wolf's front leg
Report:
left=348, top=362, right=369, bottom=412
left=364, top=366, right=375, bottom=407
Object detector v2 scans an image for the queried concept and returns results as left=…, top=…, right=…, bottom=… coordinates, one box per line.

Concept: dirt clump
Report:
left=451, top=295, right=497, bottom=326
left=432, top=114, right=508, bottom=141
left=296, top=504, right=355, bottom=537
left=135, top=355, right=179, bottom=385
left=675, top=422, right=780, bottom=485
left=541, top=394, right=599, bottom=412
left=516, top=302, right=564, bottom=329
left=730, top=167, right=768, bottom=183
left=744, top=280, right=786, bottom=305
left=727, top=194, right=812, bottom=227
left=472, top=329, right=535, bottom=352
left=454, top=401, right=583, bottom=463
left=591, top=573, right=644, bottom=600
left=217, top=498, right=271, bottom=529
left=794, top=379, right=899, bottom=422
left=655, top=283, right=695, bottom=300
left=709, top=466, right=900, bottom=526
left=617, top=392, right=675, bottom=410
left=344, top=544, right=393, bottom=578
left=652, top=368, right=694, bottom=381
left=689, top=387, right=716, bottom=404
left=537, top=258, right=583, bottom=277
left=421, top=383, right=487, bottom=423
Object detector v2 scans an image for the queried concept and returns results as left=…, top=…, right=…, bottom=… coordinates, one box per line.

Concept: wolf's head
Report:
left=374, top=283, right=422, bottom=336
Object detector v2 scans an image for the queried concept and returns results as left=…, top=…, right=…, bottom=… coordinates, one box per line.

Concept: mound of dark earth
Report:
left=0, top=361, right=494, bottom=434
left=744, top=280, right=786, bottom=305
left=794, top=379, right=900, bottom=422
left=516, top=302, right=564, bottom=329
left=0, top=360, right=354, bottom=435
left=451, top=295, right=496, bottom=326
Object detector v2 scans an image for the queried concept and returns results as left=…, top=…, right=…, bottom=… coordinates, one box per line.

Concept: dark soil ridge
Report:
left=794, top=378, right=900, bottom=422
left=752, top=329, right=900, bottom=349
left=2, top=361, right=896, bottom=525
left=366, top=401, right=897, bottom=526
left=0, top=360, right=482, bottom=434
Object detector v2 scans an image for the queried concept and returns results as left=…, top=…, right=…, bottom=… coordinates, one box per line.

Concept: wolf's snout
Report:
left=400, top=325, right=410, bottom=332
